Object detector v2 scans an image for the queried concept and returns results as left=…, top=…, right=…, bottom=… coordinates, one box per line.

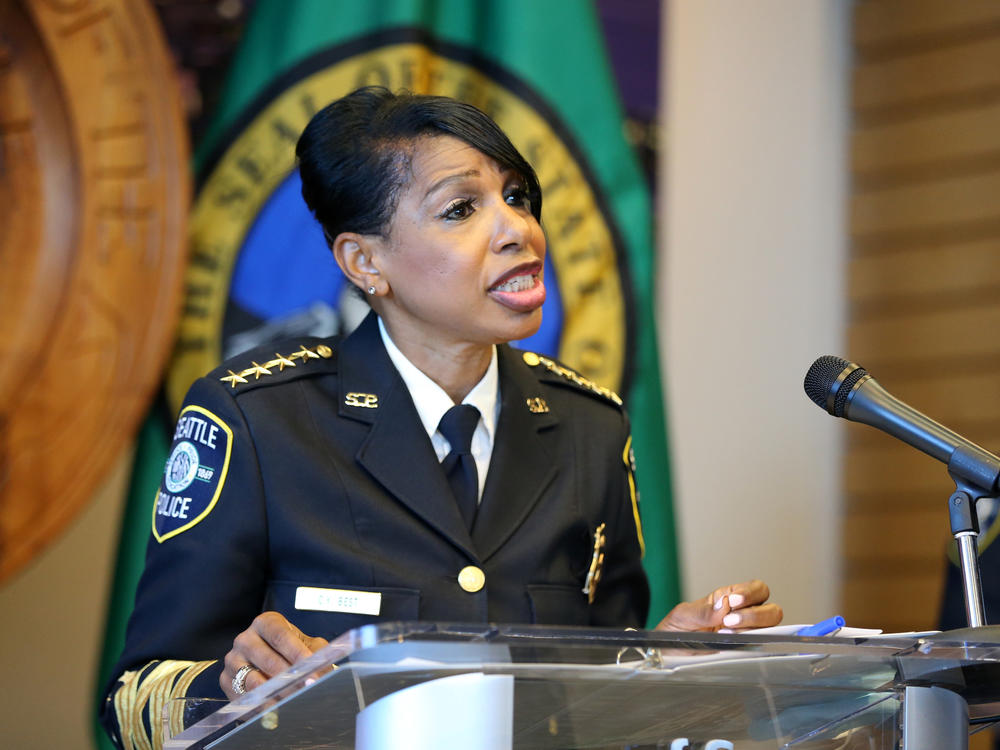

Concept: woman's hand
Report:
left=654, top=579, right=783, bottom=633
left=221, top=612, right=329, bottom=699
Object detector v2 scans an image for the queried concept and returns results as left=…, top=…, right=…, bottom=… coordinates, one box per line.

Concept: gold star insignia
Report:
left=264, top=353, right=297, bottom=371
left=240, top=361, right=272, bottom=380
left=289, top=345, right=320, bottom=362
left=220, top=370, right=249, bottom=388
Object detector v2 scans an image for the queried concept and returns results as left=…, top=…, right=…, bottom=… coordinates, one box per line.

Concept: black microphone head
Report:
left=804, top=355, right=869, bottom=417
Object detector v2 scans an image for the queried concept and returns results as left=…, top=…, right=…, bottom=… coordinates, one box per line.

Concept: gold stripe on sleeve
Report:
left=622, top=435, right=645, bottom=558
left=111, top=659, right=217, bottom=750
left=166, top=661, right=217, bottom=740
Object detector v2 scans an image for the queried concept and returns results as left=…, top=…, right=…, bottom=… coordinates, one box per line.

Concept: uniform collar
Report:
left=377, top=316, right=499, bottom=444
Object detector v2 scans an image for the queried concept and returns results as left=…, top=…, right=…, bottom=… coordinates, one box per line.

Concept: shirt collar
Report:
left=378, top=317, right=499, bottom=442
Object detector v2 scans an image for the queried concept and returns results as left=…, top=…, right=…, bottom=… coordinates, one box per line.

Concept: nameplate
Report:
left=294, top=586, right=382, bottom=615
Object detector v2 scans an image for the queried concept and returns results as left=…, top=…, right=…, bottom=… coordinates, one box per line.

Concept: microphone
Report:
left=803, top=355, right=1000, bottom=494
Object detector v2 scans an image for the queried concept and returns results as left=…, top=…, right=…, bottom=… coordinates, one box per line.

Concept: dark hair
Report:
left=296, top=86, right=542, bottom=241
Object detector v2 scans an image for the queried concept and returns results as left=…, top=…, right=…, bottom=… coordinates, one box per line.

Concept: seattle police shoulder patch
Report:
left=153, top=404, right=233, bottom=542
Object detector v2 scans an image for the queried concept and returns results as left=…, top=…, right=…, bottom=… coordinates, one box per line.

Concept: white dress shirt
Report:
left=378, top=317, right=499, bottom=501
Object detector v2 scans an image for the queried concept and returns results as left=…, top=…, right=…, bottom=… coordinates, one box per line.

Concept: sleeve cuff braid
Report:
left=110, top=659, right=217, bottom=750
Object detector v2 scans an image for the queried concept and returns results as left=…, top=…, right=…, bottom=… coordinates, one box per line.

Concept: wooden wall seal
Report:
left=0, top=0, right=189, bottom=581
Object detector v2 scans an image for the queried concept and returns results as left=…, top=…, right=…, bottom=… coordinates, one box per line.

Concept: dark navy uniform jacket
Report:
left=103, top=312, right=649, bottom=724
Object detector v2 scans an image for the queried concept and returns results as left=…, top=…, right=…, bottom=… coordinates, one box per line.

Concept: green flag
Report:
left=97, top=2, right=678, bottom=743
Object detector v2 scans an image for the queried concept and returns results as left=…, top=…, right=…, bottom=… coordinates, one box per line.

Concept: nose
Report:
left=492, top=200, right=536, bottom=253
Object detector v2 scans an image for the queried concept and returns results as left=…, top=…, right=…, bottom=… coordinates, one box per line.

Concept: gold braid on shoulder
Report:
left=520, top=351, right=623, bottom=405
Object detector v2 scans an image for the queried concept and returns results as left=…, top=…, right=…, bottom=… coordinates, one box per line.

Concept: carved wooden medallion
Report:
left=0, top=0, right=189, bottom=581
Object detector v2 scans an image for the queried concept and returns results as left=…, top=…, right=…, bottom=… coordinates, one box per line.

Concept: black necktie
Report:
left=438, top=405, right=481, bottom=529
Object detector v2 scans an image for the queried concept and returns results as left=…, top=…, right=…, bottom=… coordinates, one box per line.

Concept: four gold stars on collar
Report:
left=521, top=351, right=623, bottom=405
left=220, top=343, right=333, bottom=388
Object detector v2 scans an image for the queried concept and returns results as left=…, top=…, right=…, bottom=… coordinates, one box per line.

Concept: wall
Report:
left=660, top=0, right=850, bottom=623
left=0, top=453, right=128, bottom=748
left=845, top=1, right=1000, bottom=634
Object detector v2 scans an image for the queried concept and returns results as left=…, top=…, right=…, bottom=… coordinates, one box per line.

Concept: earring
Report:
left=367, top=285, right=376, bottom=295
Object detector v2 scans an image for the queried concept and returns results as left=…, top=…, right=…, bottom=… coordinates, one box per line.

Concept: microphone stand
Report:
left=946, top=473, right=992, bottom=628
left=944, top=441, right=1000, bottom=627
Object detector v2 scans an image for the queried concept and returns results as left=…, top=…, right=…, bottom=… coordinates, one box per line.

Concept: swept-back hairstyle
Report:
left=296, top=86, right=542, bottom=242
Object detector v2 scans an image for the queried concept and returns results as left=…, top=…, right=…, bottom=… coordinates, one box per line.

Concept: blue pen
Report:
left=796, top=615, right=845, bottom=637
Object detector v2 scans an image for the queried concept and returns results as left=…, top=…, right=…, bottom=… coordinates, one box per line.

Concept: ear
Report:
left=331, top=232, right=386, bottom=295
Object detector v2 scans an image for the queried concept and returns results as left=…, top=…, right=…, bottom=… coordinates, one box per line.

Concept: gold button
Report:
left=315, top=344, right=333, bottom=358
left=522, top=351, right=540, bottom=367
left=458, top=565, right=485, bottom=593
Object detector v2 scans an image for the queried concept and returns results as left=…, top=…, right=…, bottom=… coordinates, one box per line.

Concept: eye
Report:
left=504, top=184, right=532, bottom=211
left=441, top=198, right=476, bottom=221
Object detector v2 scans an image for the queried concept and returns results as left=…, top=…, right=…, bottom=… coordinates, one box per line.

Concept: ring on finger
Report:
left=232, top=664, right=259, bottom=696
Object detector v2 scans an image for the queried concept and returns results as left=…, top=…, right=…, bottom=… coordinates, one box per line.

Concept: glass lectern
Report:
left=163, top=623, right=1000, bottom=749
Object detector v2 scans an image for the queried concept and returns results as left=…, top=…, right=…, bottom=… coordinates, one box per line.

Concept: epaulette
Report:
left=520, top=351, right=623, bottom=406
left=215, top=341, right=336, bottom=393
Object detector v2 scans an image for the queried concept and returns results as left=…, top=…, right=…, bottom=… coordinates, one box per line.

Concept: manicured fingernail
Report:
left=713, top=597, right=724, bottom=610
left=723, top=613, right=741, bottom=627
left=728, top=594, right=744, bottom=608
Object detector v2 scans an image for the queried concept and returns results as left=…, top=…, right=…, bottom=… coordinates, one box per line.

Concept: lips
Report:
left=488, top=262, right=546, bottom=312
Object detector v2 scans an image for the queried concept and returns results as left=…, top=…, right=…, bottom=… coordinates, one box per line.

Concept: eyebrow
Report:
left=423, top=169, right=481, bottom=201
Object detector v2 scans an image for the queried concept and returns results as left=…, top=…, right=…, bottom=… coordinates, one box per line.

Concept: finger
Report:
left=707, top=584, right=746, bottom=612
left=716, top=579, right=771, bottom=611
left=222, top=631, right=272, bottom=680
left=304, top=634, right=330, bottom=653
left=717, top=602, right=784, bottom=630
left=221, top=672, right=239, bottom=700
left=233, top=633, right=328, bottom=695
left=231, top=621, right=293, bottom=679
left=709, top=590, right=731, bottom=614
left=241, top=665, right=267, bottom=694
left=226, top=614, right=327, bottom=674
left=221, top=615, right=322, bottom=699
left=221, top=650, right=261, bottom=700
left=221, top=662, right=268, bottom=699
left=655, top=598, right=725, bottom=632
left=253, top=612, right=323, bottom=665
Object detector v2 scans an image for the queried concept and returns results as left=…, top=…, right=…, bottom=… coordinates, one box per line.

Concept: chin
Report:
left=496, top=308, right=543, bottom=345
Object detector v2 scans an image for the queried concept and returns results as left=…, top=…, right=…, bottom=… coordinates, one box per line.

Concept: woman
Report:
left=101, top=87, right=781, bottom=747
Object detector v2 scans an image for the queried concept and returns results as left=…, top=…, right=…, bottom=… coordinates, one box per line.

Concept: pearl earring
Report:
left=367, top=285, right=376, bottom=295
